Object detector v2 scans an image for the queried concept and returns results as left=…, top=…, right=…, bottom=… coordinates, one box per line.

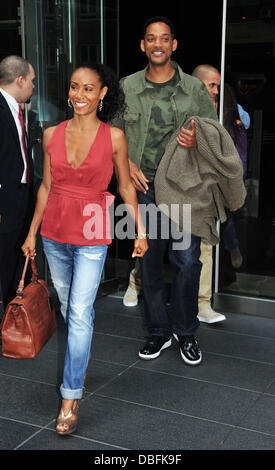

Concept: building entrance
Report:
left=1, top=1, right=275, bottom=316
left=214, top=0, right=275, bottom=318
left=0, top=0, right=120, bottom=295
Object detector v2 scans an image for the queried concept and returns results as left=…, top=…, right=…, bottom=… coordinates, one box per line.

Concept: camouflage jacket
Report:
left=112, top=61, right=218, bottom=167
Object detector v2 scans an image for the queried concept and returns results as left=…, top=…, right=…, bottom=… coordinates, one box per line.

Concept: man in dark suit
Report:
left=0, top=55, right=36, bottom=312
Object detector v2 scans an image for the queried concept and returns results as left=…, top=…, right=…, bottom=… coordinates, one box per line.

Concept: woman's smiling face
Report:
left=69, top=67, right=107, bottom=116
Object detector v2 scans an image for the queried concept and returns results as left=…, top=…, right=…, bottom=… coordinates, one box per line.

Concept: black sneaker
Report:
left=139, top=335, right=172, bottom=360
left=173, top=333, right=202, bottom=365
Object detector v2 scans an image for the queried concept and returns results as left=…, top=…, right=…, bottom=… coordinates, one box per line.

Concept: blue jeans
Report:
left=138, top=184, right=201, bottom=338
left=222, top=217, right=239, bottom=252
left=42, top=237, right=108, bottom=399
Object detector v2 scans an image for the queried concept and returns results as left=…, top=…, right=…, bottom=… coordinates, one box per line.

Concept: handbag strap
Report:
left=30, top=257, right=38, bottom=283
left=16, top=256, right=38, bottom=298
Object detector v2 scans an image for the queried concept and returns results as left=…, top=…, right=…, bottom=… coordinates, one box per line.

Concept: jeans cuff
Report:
left=60, top=384, right=83, bottom=400
left=172, top=320, right=200, bottom=336
left=148, top=328, right=172, bottom=338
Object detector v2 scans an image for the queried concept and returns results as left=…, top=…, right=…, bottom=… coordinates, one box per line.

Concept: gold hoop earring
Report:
left=98, top=99, right=103, bottom=112
left=67, top=98, right=72, bottom=108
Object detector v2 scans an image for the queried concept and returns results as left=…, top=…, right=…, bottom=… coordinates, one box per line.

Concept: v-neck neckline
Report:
left=64, top=120, right=102, bottom=171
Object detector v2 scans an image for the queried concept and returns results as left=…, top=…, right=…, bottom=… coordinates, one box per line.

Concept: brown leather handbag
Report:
left=1, top=255, right=56, bottom=359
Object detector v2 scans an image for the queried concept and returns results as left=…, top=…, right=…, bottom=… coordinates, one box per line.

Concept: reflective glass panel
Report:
left=218, top=0, right=275, bottom=301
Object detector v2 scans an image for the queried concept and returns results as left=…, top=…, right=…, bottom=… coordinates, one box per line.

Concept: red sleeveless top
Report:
left=41, top=120, right=115, bottom=245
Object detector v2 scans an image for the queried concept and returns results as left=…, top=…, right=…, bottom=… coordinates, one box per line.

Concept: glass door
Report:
left=214, top=0, right=275, bottom=317
left=0, top=2, right=22, bottom=60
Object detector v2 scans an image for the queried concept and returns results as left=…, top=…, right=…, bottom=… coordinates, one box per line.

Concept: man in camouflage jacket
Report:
left=113, top=16, right=218, bottom=366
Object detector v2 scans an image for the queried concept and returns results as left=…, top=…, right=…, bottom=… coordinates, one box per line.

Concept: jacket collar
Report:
left=134, top=61, right=192, bottom=96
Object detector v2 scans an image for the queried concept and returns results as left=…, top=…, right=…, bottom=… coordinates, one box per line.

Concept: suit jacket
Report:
left=0, top=92, right=34, bottom=233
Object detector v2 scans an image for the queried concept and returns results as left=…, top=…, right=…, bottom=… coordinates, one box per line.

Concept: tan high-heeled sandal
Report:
left=56, top=400, right=79, bottom=435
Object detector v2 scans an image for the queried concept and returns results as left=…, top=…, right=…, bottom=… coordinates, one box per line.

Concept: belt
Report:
left=50, top=183, right=115, bottom=203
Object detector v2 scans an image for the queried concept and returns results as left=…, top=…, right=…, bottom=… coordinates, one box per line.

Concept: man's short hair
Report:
left=0, top=55, right=30, bottom=86
left=192, top=64, right=220, bottom=80
left=143, top=16, right=175, bottom=38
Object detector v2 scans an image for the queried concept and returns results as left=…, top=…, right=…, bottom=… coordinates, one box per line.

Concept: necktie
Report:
left=18, top=105, right=30, bottom=183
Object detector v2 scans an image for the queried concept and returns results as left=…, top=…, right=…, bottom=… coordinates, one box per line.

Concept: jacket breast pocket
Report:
left=124, top=110, right=142, bottom=147
left=124, top=111, right=140, bottom=125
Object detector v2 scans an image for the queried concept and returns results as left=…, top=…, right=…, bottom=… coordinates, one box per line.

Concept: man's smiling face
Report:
left=140, top=22, right=177, bottom=67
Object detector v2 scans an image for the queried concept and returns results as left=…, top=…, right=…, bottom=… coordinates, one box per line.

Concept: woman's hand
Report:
left=21, top=234, right=37, bottom=259
left=132, top=238, right=148, bottom=258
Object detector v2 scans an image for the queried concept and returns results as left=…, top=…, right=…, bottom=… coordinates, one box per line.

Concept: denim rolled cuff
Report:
left=60, top=384, right=83, bottom=400
left=148, top=327, right=172, bottom=338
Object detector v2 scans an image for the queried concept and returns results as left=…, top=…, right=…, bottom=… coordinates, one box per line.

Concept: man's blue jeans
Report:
left=138, top=184, right=201, bottom=338
left=223, top=217, right=239, bottom=252
left=42, top=237, right=108, bottom=399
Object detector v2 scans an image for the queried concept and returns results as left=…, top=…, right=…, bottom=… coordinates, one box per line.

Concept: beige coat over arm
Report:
left=154, top=116, right=247, bottom=245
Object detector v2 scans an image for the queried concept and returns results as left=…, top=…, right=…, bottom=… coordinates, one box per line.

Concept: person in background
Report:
left=223, top=82, right=248, bottom=179
left=0, top=55, right=35, bottom=316
left=22, top=62, right=148, bottom=435
left=221, top=82, right=248, bottom=266
left=191, top=64, right=226, bottom=323
left=191, top=65, right=249, bottom=322
left=192, top=64, right=220, bottom=111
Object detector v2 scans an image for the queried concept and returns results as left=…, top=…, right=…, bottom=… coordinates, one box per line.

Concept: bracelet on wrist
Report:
left=135, top=233, right=149, bottom=239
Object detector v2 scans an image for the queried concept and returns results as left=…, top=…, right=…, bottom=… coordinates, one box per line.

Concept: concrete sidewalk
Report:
left=0, top=294, right=275, bottom=451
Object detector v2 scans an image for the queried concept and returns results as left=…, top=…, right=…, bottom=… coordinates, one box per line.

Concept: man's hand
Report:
left=177, top=119, right=197, bottom=148
left=128, top=159, right=149, bottom=193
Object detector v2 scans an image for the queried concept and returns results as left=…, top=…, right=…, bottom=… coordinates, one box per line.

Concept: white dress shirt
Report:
left=0, top=88, right=28, bottom=183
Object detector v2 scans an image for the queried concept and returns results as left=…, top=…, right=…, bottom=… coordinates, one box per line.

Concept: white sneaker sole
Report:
left=173, top=334, right=202, bottom=365
left=197, top=314, right=226, bottom=324
left=138, top=338, right=172, bottom=360
left=123, top=299, right=138, bottom=307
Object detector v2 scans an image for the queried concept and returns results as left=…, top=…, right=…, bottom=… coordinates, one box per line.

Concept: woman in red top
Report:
left=22, top=63, right=148, bottom=435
